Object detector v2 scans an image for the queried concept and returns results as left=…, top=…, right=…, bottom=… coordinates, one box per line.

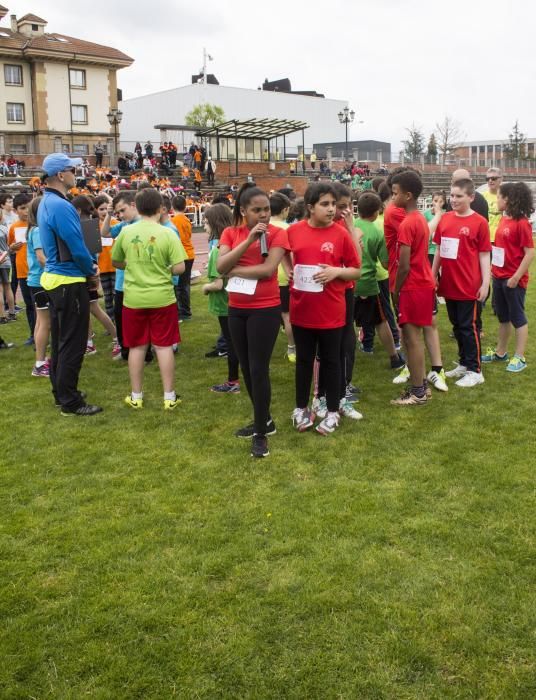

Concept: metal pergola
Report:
left=195, top=118, right=309, bottom=173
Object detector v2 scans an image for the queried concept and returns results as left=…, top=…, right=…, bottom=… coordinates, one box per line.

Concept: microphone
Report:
left=260, top=227, right=268, bottom=257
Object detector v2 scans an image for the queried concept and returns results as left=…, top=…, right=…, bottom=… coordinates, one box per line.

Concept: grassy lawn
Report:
left=1, top=283, right=536, bottom=699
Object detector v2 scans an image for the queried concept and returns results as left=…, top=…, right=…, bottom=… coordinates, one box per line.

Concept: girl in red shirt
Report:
left=217, top=183, right=289, bottom=458
left=483, top=181, right=535, bottom=372
left=287, top=183, right=361, bottom=435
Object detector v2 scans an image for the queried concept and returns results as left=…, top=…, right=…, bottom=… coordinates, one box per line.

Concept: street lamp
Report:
left=338, top=106, right=355, bottom=159
left=107, top=107, right=123, bottom=167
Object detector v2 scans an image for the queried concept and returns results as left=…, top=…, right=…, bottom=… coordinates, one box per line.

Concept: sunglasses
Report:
left=62, top=167, right=76, bottom=174
left=486, top=176, right=499, bottom=181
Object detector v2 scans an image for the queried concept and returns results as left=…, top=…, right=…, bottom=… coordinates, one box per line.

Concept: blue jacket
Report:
left=37, top=188, right=95, bottom=277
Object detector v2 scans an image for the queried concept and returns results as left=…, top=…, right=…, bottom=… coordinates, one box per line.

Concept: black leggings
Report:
left=318, top=289, right=354, bottom=400
left=218, top=315, right=239, bottom=383
left=293, top=325, right=344, bottom=413
left=229, top=306, right=281, bottom=435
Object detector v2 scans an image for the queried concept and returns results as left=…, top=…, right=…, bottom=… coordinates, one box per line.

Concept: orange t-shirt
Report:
left=171, top=213, right=195, bottom=259
left=194, top=151, right=201, bottom=163
left=8, top=220, right=29, bottom=279
left=98, top=218, right=119, bottom=274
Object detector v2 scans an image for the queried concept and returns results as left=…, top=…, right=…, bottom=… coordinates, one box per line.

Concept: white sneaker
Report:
left=291, top=407, right=315, bottom=432
left=455, top=371, right=485, bottom=387
left=427, top=369, right=448, bottom=392
left=339, top=398, right=363, bottom=420
left=312, top=396, right=327, bottom=419
left=445, top=363, right=467, bottom=378
left=393, top=365, right=410, bottom=384
left=316, top=412, right=340, bottom=435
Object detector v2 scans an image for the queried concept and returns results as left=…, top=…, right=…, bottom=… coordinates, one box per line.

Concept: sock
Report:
left=164, top=391, right=176, bottom=401
left=495, top=350, right=507, bottom=358
left=131, top=391, right=143, bottom=400
left=412, top=384, right=426, bottom=398
left=431, top=365, right=442, bottom=373
left=287, top=345, right=295, bottom=352
left=35, top=360, right=46, bottom=368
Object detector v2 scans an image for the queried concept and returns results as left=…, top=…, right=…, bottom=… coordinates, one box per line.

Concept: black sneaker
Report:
left=251, top=434, right=269, bottom=458
left=0, top=340, right=14, bottom=349
left=61, top=403, right=103, bottom=417
left=235, top=418, right=276, bottom=439
left=205, top=348, right=227, bottom=358
left=390, top=353, right=406, bottom=370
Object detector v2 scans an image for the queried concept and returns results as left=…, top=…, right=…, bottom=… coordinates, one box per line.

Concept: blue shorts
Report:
left=492, top=277, right=527, bottom=328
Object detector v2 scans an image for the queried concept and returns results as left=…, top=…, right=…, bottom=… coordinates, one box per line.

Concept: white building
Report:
left=119, top=82, right=348, bottom=156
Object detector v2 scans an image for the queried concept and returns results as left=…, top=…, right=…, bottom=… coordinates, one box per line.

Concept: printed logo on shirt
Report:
left=320, top=241, right=334, bottom=254
left=459, top=226, right=470, bottom=237
left=501, top=227, right=510, bottom=236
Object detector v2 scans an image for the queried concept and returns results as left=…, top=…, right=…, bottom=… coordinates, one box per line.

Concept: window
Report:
left=69, top=69, right=86, bottom=89
left=73, top=144, right=89, bottom=155
left=4, top=65, right=23, bottom=86
left=10, top=143, right=27, bottom=155
left=31, top=24, right=38, bottom=31
left=71, top=104, right=88, bottom=124
left=6, top=102, right=25, bottom=123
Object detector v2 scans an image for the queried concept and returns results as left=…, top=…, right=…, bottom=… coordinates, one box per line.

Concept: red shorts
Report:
left=398, top=288, right=434, bottom=327
left=122, top=303, right=180, bottom=347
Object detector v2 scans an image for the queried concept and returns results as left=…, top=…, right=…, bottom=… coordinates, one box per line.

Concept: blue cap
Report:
left=42, top=153, right=83, bottom=176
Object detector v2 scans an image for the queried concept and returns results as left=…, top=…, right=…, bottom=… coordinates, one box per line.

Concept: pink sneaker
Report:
left=31, top=364, right=50, bottom=377
left=112, top=342, right=122, bottom=359
left=85, top=344, right=97, bottom=356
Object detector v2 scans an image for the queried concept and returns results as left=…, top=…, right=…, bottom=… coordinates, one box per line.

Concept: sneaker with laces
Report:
left=31, top=364, right=50, bottom=377
left=311, top=396, right=327, bottom=419
left=7, top=313, right=17, bottom=321
left=211, top=381, right=240, bottom=393
left=61, top=403, right=103, bottom=416
left=112, top=342, right=122, bottom=360
left=124, top=395, right=144, bottom=409
left=445, top=363, right=467, bottom=378
left=345, top=385, right=360, bottom=403
left=235, top=418, right=276, bottom=439
left=251, top=433, right=269, bottom=458
left=455, top=371, right=485, bottom=387
left=164, top=396, right=182, bottom=410
left=0, top=340, right=14, bottom=349
left=481, top=347, right=509, bottom=363
left=291, top=407, right=315, bottom=432
left=316, top=412, right=340, bottom=435
left=427, top=369, right=448, bottom=392
left=286, top=350, right=296, bottom=363
left=390, top=389, right=428, bottom=406
left=390, top=353, right=406, bottom=370
left=506, top=356, right=527, bottom=373
left=393, top=365, right=410, bottom=384
left=85, top=344, right=97, bottom=356
left=339, top=398, right=363, bottom=420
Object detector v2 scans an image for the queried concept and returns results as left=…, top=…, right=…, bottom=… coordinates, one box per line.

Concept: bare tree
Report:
left=434, top=117, right=464, bottom=164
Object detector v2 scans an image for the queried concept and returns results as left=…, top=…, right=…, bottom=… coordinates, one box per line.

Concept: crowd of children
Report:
left=1, top=158, right=534, bottom=458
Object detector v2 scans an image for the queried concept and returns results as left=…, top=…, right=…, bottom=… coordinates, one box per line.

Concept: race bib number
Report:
left=293, top=264, right=323, bottom=293
left=14, top=227, right=27, bottom=243
left=101, top=237, right=113, bottom=247
left=492, top=246, right=505, bottom=268
left=227, top=276, right=258, bottom=295
left=440, top=237, right=459, bottom=260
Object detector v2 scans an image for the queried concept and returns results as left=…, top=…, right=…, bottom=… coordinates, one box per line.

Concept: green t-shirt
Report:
left=112, top=219, right=187, bottom=309
left=206, top=246, right=228, bottom=317
left=373, top=214, right=389, bottom=282
left=482, top=190, right=501, bottom=242
left=354, top=218, right=388, bottom=297
left=423, top=208, right=436, bottom=255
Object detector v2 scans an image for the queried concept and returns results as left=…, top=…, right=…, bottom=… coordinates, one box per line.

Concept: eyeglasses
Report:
left=486, top=176, right=499, bottom=181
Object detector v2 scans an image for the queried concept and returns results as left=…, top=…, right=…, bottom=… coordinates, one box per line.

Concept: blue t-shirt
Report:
left=111, top=219, right=140, bottom=292
left=26, top=226, right=44, bottom=288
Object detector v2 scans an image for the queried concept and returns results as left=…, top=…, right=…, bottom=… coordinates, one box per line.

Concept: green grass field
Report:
left=2, top=284, right=536, bottom=699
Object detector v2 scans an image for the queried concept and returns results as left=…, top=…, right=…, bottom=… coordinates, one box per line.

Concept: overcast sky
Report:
left=6, top=0, right=536, bottom=151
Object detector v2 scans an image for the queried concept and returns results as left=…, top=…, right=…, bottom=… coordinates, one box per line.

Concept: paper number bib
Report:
left=440, top=237, right=460, bottom=260
left=14, top=227, right=27, bottom=244
left=101, top=237, right=113, bottom=247
left=293, top=264, right=323, bottom=293
left=492, top=246, right=505, bottom=268
left=227, top=276, right=258, bottom=295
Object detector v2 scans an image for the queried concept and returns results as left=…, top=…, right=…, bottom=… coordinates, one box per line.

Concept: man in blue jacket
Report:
left=37, top=153, right=103, bottom=416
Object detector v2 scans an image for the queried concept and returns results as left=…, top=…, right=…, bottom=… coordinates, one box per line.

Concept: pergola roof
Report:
left=196, top=118, right=309, bottom=140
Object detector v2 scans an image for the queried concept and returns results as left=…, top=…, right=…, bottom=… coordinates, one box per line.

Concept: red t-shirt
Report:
left=492, top=216, right=534, bottom=288
left=287, top=220, right=360, bottom=329
left=433, top=211, right=491, bottom=301
left=219, top=224, right=289, bottom=309
left=397, top=211, right=435, bottom=291
left=383, top=204, right=406, bottom=292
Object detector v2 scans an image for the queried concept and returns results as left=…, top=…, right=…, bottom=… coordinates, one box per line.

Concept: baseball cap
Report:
left=42, top=153, right=83, bottom=177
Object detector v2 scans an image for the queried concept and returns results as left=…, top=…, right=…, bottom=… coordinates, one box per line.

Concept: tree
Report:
left=434, top=116, right=464, bottom=164
left=504, top=120, right=526, bottom=159
left=427, top=133, right=438, bottom=163
left=402, top=123, right=425, bottom=161
left=185, top=104, right=226, bottom=129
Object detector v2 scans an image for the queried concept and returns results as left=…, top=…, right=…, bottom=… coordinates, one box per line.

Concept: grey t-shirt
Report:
left=0, top=224, right=11, bottom=268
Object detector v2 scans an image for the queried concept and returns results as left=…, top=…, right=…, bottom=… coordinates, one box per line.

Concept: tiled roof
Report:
left=0, top=29, right=133, bottom=65
left=19, top=13, right=48, bottom=23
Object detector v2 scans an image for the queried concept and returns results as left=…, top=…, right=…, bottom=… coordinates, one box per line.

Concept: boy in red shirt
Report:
left=390, top=171, right=437, bottom=405
left=432, top=178, right=491, bottom=387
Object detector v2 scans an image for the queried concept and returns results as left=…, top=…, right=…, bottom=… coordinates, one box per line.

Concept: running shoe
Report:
left=205, top=348, right=227, bottom=358
left=211, top=381, right=240, bottom=393
left=445, top=363, right=467, bottom=378
left=235, top=418, right=276, bottom=439
left=124, top=395, right=144, bottom=409
left=390, top=353, right=406, bottom=370
left=393, top=365, right=410, bottom=384
left=112, top=342, right=122, bottom=360
left=311, top=396, right=327, bottom=419
left=339, top=398, right=363, bottom=420
left=164, top=396, right=182, bottom=410
left=31, top=364, right=50, bottom=377
left=291, top=407, right=315, bottom=432
left=85, top=344, right=97, bottom=356
left=286, top=350, right=296, bottom=363
left=61, top=404, right=103, bottom=416
left=506, top=356, right=527, bottom=373
left=481, top=348, right=509, bottom=363
left=251, top=434, right=269, bottom=458
left=0, top=340, right=14, bottom=349
left=426, top=369, right=448, bottom=392
left=390, top=389, right=428, bottom=406
left=455, top=371, right=485, bottom=387
left=316, top=412, right=340, bottom=435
